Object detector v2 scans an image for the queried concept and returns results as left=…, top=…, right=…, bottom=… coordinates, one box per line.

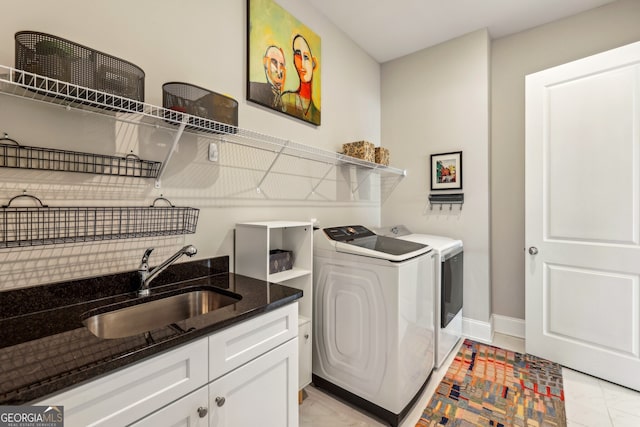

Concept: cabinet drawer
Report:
left=33, top=338, right=208, bottom=427
left=209, top=303, right=298, bottom=381
left=131, top=385, right=209, bottom=427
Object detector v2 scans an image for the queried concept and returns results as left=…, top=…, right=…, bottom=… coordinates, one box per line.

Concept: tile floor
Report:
left=299, top=333, right=640, bottom=427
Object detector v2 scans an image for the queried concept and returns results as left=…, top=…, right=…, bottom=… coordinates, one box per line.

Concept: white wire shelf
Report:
left=0, top=64, right=407, bottom=184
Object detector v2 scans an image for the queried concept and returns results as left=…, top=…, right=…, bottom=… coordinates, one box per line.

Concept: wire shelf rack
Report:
left=0, top=134, right=161, bottom=177
left=0, top=194, right=199, bottom=248
left=0, top=64, right=406, bottom=179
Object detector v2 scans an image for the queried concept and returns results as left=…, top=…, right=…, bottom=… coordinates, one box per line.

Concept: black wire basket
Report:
left=0, top=194, right=198, bottom=248
left=0, top=133, right=161, bottom=178
left=162, top=82, right=238, bottom=134
left=14, top=31, right=145, bottom=109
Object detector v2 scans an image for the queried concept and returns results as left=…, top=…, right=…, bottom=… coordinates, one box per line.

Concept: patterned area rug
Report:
left=417, top=339, right=566, bottom=427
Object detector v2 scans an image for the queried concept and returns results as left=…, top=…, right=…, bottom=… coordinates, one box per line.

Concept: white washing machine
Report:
left=375, top=225, right=463, bottom=368
left=313, top=225, right=435, bottom=427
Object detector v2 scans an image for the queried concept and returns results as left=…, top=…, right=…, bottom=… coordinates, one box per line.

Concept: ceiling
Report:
left=304, top=0, right=617, bottom=63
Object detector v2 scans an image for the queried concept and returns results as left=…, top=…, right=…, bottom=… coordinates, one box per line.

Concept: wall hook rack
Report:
left=429, top=193, right=464, bottom=210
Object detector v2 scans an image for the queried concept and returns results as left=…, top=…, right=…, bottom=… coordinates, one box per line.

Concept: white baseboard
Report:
left=462, top=316, right=493, bottom=343
left=492, top=314, right=525, bottom=339
left=462, top=315, right=526, bottom=343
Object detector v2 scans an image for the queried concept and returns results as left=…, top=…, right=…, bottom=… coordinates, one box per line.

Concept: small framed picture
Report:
left=430, top=151, right=462, bottom=190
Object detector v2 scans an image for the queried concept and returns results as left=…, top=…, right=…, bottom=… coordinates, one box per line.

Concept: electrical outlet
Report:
left=208, top=142, right=218, bottom=162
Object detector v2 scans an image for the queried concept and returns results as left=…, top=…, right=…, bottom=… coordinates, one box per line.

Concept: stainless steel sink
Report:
left=82, top=288, right=241, bottom=339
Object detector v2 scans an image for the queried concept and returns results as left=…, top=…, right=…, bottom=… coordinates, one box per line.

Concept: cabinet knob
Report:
left=528, top=246, right=539, bottom=255
left=215, top=396, right=226, bottom=407
left=304, top=333, right=309, bottom=340
left=197, top=407, right=208, bottom=418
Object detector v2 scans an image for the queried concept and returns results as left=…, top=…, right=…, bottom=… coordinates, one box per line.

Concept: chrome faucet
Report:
left=138, top=245, right=197, bottom=296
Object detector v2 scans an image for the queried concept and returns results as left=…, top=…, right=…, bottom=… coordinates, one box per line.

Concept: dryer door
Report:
left=441, top=248, right=463, bottom=328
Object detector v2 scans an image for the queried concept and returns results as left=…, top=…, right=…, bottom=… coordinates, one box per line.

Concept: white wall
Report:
left=5, top=0, right=636, bottom=328
left=0, top=0, right=384, bottom=290
left=381, top=30, right=491, bottom=323
left=491, top=0, right=640, bottom=320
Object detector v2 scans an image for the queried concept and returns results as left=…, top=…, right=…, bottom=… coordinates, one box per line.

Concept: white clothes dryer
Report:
left=313, top=225, right=435, bottom=427
left=375, top=225, right=463, bottom=368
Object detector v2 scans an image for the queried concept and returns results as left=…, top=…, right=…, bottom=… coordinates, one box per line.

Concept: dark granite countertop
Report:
left=0, top=255, right=302, bottom=404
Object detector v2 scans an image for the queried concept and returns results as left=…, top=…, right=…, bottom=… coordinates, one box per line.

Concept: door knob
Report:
left=528, top=247, right=538, bottom=255
left=197, top=407, right=208, bottom=418
left=215, top=396, right=226, bottom=407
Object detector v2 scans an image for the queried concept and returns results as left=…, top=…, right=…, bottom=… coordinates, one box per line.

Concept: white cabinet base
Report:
left=32, top=304, right=300, bottom=427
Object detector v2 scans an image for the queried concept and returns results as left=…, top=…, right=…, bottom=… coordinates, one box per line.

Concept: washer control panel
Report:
left=323, top=225, right=375, bottom=241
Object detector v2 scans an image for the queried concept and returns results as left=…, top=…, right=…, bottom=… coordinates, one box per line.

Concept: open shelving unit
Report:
left=235, top=221, right=313, bottom=393
left=0, top=64, right=406, bottom=191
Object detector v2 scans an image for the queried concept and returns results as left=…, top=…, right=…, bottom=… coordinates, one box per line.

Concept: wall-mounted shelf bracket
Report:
left=155, top=117, right=188, bottom=188
left=429, top=193, right=464, bottom=210
left=256, top=140, right=290, bottom=194
left=351, top=165, right=378, bottom=193
left=305, top=163, right=335, bottom=199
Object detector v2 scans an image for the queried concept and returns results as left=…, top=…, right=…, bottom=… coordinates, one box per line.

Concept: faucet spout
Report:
left=138, top=245, right=197, bottom=297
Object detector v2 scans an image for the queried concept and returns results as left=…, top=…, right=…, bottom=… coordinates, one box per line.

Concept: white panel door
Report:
left=526, top=41, right=640, bottom=391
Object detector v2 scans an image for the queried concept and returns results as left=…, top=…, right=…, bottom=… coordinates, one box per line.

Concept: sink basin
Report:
left=82, top=288, right=241, bottom=339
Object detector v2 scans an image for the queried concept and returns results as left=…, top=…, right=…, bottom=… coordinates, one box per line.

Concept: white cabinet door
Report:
left=526, top=40, right=640, bottom=391
left=208, top=338, right=298, bottom=427
left=130, top=386, right=208, bottom=427
left=298, top=319, right=312, bottom=389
